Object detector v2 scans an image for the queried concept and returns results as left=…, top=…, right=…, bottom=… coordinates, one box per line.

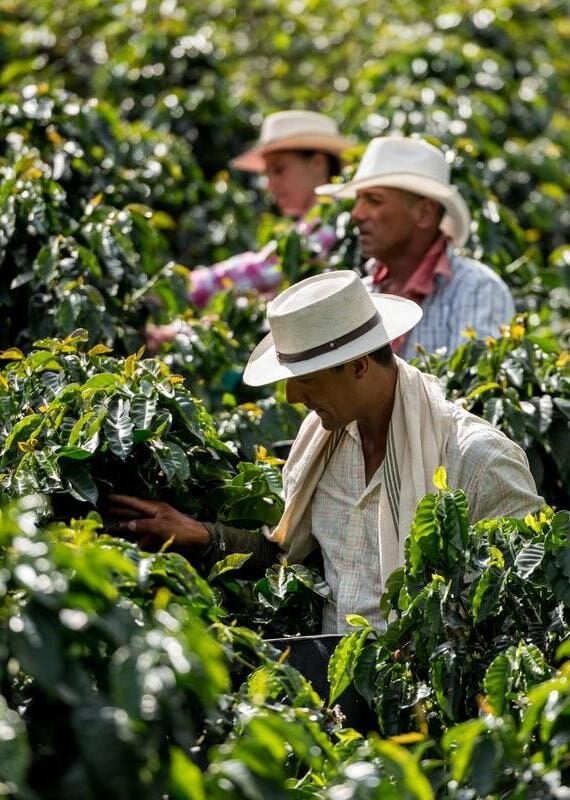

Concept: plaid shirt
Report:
left=311, top=422, right=385, bottom=633
left=369, top=249, right=515, bottom=359
left=188, top=218, right=337, bottom=307
left=309, top=405, right=542, bottom=634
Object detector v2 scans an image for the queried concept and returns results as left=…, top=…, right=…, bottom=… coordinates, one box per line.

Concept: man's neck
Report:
left=380, top=231, right=442, bottom=288
left=356, top=361, right=398, bottom=482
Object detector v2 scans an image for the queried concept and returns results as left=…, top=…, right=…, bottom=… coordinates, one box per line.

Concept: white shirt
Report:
left=311, top=422, right=385, bottom=633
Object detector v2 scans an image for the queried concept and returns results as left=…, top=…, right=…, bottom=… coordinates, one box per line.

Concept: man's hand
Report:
left=108, top=494, right=211, bottom=552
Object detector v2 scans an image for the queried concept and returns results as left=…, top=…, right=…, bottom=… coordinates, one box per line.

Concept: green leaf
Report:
left=131, top=392, right=158, bottom=430
left=550, top=511, right=570, bottom=544
left=353, top=642, right=380, bottom=706
left=154, top=440, right=190, bottom=485
left=217, top=492, right=283, bottom=529
left=33, top=449, right=62, bottom=488
left=328, top=627, right=374, bottom=705
left=443, top=718, right=487, bottom=783
left=346, top=614, right=370, bottom=628
left=471, top=566, right=504, bottom=624
left=57, top=446, right=93, bottom=461
left=465, top=381, right=501, bottom=400
left=63, top=465, right=99, bottom=504
left=71, top=701, right=139, bottom=795
left=537, top=394, right=554, bottom=434
left=0, top=347, right=25, bottom=360
left=483, top=652, right=513, bottom=715
left=380, top=567, right=405, bottom=621
left=519, top=675, right=570, bottom=745
left=0, top=695, right=31, bottom=789
left=519, top=642, right=548, bottom=681
left=430, top=642, right=460, bottom=721
left=470, top=735, right=499, bottom=796
left=168, top=747, right=206, bottom=800
left=432, top=465, right=448, bottom=491
left=371, top=739, right=434, bottom=799
left=514, top=541, right=545, bottom=579
left=9, top=605, right=65, bottom=690
left=208, top=552, right=252, bottom=582
left=483, top=397, right=504, bottom=426
left=408, top=492, right=440, bottom=576
left=82, top=373, right=123, bottom=391
left=3, top=414, right=44, bottom=453
left=67, top=411, right=103, bottom=453
left=281, top=230, right=302, bottom=283
left=556, top=639, right=570, bottom=661
left=103, top=397, right=134, bottom=460
left=440, top=490, right=470, bottom=567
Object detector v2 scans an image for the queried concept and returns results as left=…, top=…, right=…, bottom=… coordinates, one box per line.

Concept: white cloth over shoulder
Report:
left=269, top=358, right=543, bottom=590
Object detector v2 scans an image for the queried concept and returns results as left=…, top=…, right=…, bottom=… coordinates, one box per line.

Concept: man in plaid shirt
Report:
left=111, top=272, right=542, bottom=634
left=316, top=136, right=515, bottom=360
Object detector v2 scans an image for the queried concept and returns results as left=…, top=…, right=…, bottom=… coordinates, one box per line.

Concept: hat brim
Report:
left=231, top=134, right=354, bottom=173
left=316, top=172, right=471, bottom=247
left=243, top=293, right=423, bottom=387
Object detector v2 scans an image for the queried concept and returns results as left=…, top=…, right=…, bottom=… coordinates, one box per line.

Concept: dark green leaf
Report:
left=514, top=542, right=545, bottom=579
left=103, top=397, right=134, bottom=460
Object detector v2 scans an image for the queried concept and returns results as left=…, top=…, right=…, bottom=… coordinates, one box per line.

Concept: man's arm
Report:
left=449, top=425, right=544, bottom=522
left=199, top=520, right=281, bottom=576
left=108, top=495, right=280, bottom=578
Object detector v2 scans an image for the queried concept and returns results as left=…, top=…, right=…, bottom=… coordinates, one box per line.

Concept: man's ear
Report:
left=415, top=197, right=443, bottom=232
left=351, top=356, right=370, bottom=379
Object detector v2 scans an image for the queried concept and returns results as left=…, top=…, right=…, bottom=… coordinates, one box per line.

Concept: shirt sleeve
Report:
left=198, top=521, right=280, bottom=577
left=446, top=270, right=516, bottom=351
left=452, top=425, right=544, bottom=522
left=188, top=241, right=282, bottom=307
left=302, top=220, right=337, bottom=258
left=187, top=217, right=336, bottom=308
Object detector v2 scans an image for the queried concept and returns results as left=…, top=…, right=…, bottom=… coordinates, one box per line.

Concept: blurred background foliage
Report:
left=0, top=0, right=566, bottom=476
left=0, top=5, right=567, bottom=793
left=0, top=0, right=567, bottom=263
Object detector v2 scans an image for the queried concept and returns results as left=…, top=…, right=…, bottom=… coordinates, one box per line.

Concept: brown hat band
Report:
left=276, top=311, right=380, bottom=364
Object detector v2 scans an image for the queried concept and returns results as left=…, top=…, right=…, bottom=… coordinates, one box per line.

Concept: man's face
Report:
left=351, top=186, right=421, bottom=263
left=263, top=151, right=325, bottom=217
left=285, top=365, right=354, bottom=430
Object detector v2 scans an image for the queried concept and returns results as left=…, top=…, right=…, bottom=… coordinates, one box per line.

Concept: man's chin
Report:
left=358, top=239, right=375, bottom=260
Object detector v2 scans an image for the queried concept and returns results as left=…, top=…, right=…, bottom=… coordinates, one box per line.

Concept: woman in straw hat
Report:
left=189, top=110, right=352, bottom=304
left=146, top=111, right=351, bottom=351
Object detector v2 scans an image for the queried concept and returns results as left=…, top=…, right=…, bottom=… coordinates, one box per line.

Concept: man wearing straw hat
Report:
left=110, top=272, right=542, bottom=634
left=316, top=136, right=515, bottom=359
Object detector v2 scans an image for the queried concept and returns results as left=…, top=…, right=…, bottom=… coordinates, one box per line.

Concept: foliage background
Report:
left=0, top=0, right=566, bottom=482
left=0, top=2, right=567, bottom=797
left=0, top=0, right=567, bottom=283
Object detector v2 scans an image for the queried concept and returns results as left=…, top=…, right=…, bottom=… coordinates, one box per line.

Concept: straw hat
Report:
left=316, top=136, right=471, bottom=246
left=231, top=110, right=353, bottom=173
left=243, top=271, right=422, bottom=386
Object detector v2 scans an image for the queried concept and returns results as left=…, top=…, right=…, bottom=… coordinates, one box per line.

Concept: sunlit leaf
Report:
left=328, top=627, right=374, bottom=705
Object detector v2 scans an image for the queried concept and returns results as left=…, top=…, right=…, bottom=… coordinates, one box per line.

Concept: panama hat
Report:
left=316, top=137, right=471, bottom=247
left=231, top=110, right=353, bottom=173
left=243, top=271, right=422, bottom=386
